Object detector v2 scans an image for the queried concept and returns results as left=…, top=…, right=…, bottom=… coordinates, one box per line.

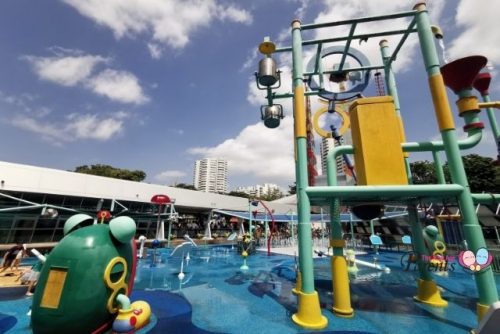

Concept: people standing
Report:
left=1, top=243, right=24, bottom=273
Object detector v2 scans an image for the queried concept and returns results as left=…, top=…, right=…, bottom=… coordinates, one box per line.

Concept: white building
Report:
left=318, top=130, right=354, bottom=186
left=193, top=158, right=228, bottom=194
left=0, top=160, right=296, bottom=245
left=320, top=137, right=345, bottom=176
left=236, top=183, right=281, bottom=198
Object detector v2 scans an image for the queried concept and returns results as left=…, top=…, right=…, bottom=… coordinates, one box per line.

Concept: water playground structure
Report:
left=30, top=213, right=151, bottom=334
left=4, top=2, right=500, bottom=334
left=254, top=1, right=500, bottom=330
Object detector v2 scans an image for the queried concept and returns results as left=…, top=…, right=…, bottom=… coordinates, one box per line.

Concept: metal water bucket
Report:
left=261, top=104, right=283, bottom=129
left=258, top=57, right=278, bottom=87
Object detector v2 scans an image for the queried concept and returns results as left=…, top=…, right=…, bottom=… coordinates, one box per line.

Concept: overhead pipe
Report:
left=306, top=184, right=464, bottom=200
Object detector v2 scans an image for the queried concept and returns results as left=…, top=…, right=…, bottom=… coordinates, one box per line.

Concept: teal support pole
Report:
left=349, top=212, right=354, bottom=246
left=414, top=2, right=498, bottom=320
left=407, top=205, right=432, bottom=281
left=290, top=19, right=328, bottom=329
left=291, top=19, right=314, bottom=293
left=326, top=155, right=344, bottom=257
left=248, top=201, right=253, bottom=239
left=432, top=151, right=446, bottom=184
left=264, top=211, right=268, bottom=247
left=408, top=203, right=448, bottom=306
left=167, top=203, right=175, bottom=248
left=380, top=39, right=413, bottom=183
left=326, top=126, right=354, bottom=317
left=481, top=94, right=500, bottom=157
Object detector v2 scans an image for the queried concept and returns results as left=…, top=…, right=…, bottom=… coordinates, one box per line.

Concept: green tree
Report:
left=73, top=164, right=146, bottom=182
left=259, top=188, right=284, bottom=201
left=227, top=191, right=251, bottom=199
left=172, top=183, right=196, bottom=190
left=444, top=154, right=499, bottom=193
left=410, top=160, right=437, bottom=184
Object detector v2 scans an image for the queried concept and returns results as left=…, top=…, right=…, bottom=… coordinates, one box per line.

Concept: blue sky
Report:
left=0, top=0, right=498, bottom=191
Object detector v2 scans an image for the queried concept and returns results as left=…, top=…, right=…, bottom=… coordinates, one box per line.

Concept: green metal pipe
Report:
left=403, top=131, right=482, bottom=152
left=338, top=23, right=357, bottom=72
left=275, top=29, right=418, bottom=53
left=273, top=91, right=319, bottom=100
left=432, top=151, right=446, bottom=184
left=379, top=41, right=401, bottom=115
left=388, top=17, right=417, bottom=65
left=349, top=213, right=354, bottom=243
left=167, top=204, right=175, bottom=248
left=380, top=39, right=414, bottom=183
left=405, top=158, right=413, bottom=184
left=327, top=127, right=481, bottom=173
left=248, top=200, right=253, bottom=238
left=415, top=2, right=498, bottom=314
left=407, top=205, right=432, bottom=281
left=442, top=130, right=499, bottom=306
left=266, top=87, right=273, bottom=106
left=304, top=65, right=385, bottom=77
left=471, top=193, right=500, bottom=204
left=300, top=10, right=416, bottom=30
left=326, top=144, right=344, bottom=257
left=313, top=44, right=323, bottom=74
left=481, top=94, right=500, bottom=154
left=292, top=20, right=316, bottom=295
left=306, top=184, right=463, bottom=200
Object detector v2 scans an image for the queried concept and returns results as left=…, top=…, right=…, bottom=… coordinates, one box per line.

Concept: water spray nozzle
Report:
left=431, top=25, right=443, bottom=39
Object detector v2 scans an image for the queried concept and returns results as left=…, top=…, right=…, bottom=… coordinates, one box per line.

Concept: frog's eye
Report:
left=63, top=214, right=93, bottom=236
left=109, top=216, right=136, bottom=243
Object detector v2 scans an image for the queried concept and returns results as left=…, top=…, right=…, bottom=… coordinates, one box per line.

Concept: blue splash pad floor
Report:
left=1, top=247, right=498, bottom=334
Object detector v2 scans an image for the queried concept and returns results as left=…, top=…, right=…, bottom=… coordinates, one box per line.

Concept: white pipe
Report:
left=183, top=234, right=197, bottom=247
left=30, top=248, right=46, bottom=263
left=138, top=235, right=147, bottom=258
left=354, top=259, right=390, bottom=273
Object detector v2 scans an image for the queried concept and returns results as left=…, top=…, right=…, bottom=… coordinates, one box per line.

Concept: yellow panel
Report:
left=349, top=96, right=408, bottom=185
left=428, top=74, right=455, bottom=130
left=41, top=268, right=67, bottom=309
left=294, top=86, right=306, bottom=138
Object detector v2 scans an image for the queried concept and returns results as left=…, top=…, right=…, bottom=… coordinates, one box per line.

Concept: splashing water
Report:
left=438, top=39, right=448, bottom=64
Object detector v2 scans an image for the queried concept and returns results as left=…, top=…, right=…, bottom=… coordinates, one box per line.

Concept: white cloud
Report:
left=10, top=113, right=125, bottom=145
left=155, top=170, right=187, bottom=182
left=147, top=43, right=163, bottom=59
left=86, top=69, right=149, bottom=104
left=188, top=117, right=296, bottom=184
left=22, top=52, right=107, bottom=86
left=23, top=49, right=148, bottom=104
left=62, top=0, right=252, bottom=54
left=217, top=4, right=252, bottom=24
left=447, top=0, right=500, bottom=78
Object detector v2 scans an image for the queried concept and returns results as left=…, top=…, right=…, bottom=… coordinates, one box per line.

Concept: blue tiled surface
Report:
left=1, top=247, right=498, bottom=333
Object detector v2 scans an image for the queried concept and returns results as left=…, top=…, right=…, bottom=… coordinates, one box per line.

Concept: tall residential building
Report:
left=320, top=137, right=344, bottom=176
left=236, top=183, right=281, bottom=198
left=319, top=130, right=353, bottom=185
left=193, top=158, right=228, bottom=193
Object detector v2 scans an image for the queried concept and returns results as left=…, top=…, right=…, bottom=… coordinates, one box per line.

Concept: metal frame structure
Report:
left=254, top=1, right=499, bottom=329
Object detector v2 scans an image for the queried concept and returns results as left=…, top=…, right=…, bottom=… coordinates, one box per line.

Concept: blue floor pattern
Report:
left=1, top=247, right=498, bottom=333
